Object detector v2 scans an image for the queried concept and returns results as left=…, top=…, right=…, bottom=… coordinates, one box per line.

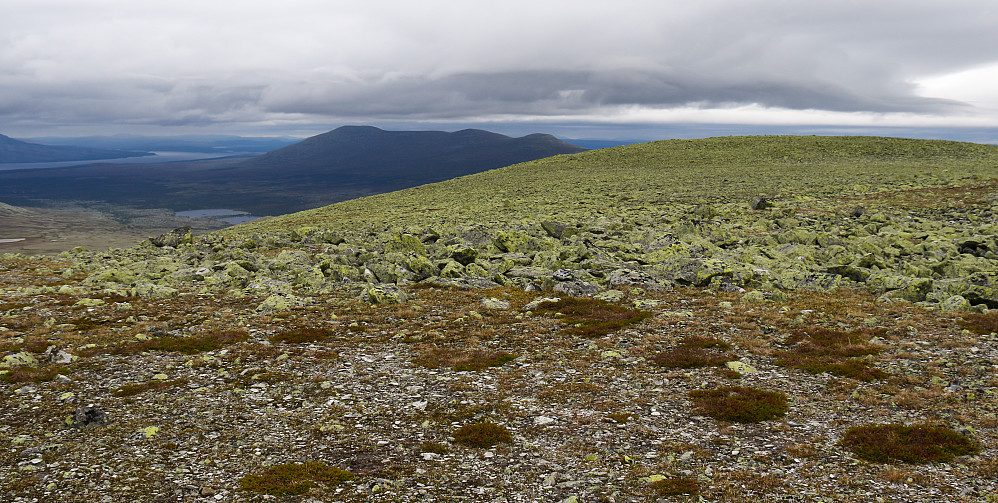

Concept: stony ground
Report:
left=1, top=254, right=995, bottom=502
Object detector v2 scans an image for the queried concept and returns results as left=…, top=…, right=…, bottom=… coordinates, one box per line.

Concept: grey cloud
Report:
left=261, top=69, right=966, bottom=120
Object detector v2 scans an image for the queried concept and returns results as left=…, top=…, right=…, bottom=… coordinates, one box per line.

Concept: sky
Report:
left=3, top=0, right=998, bottom=141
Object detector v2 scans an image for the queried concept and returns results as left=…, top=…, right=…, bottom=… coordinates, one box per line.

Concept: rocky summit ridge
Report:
left=1, top=135, right=996, bottom=502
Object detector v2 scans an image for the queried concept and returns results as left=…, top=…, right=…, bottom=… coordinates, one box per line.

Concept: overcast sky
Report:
left=3, top=0, right=998, bottom=139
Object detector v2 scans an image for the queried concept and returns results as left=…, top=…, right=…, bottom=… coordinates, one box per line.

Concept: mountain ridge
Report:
left=0, top=133, right=152, bottom=163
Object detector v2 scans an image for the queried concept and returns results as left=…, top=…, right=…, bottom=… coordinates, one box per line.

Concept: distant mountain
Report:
left=0, top=126, right=586, bottom=215
left=235, top=126, right=585, bottom=182
left=0, top=134, right=152, bottom=163
left=26, top=134, right=298, bottom=154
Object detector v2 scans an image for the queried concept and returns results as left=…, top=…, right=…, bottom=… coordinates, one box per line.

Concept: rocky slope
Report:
left=1, top=135, right=996, bottom=502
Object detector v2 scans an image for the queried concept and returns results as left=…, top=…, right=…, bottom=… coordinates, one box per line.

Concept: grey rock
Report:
left=68, top=406, right=110, bottom=428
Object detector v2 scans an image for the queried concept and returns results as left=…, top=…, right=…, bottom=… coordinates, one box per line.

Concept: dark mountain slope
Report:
left=0, top=134, right=152, bottom=163
left=0, top=127, right=585, bottom=215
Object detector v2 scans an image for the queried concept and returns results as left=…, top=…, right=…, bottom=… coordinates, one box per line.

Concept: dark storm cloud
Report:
left=1, top=0, right=997, bottom=135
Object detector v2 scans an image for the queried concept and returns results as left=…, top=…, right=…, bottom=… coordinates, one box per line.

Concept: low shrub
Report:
left=689, top=386, right=788, bottom=423
left=774, top=327, right=886, bottom=381
left=650, top=477, right=701, bottom=496
left=238, top=461, right=354, bottom=496
left=0, top=366, right=66, bottom=383
left=959, top=311, right=998, bottom=335
left=531, top=297, right=651, bottom=337
left=841, top=423, right=980, bottom=464
left=414, top=348, right=516, bottom=371
left=651, top=347, right=734, bottom=369
left=453, top=422, right=513, bottom=448
left=420, top=441, right=449, bottom=454
left=651, top=335, right=735, bottom=369
left=113, top=330, right=248, bottom=355
left=112, top=378, right=189, bottom=397
left=270, top=327, right=336, bottom=344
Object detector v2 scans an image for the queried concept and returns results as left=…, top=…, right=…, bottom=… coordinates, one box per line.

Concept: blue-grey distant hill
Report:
left=26, top=134, right=298, bottom=154
left=0, top=134, right=152, bottom=163
left=0, top=126, right=586, bottom=216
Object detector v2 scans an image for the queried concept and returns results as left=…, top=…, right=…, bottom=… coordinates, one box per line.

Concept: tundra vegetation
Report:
left=1, top=136, right=996, bottom=501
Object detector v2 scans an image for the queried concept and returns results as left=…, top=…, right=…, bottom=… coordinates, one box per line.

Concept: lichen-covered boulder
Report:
left=2, top=351, right=39, bottom=369
left=384, top=233, right=427, bottom=256
left=947, top=272, right=998, bottom=308
left=150, top=226, right=192, bottom=247
left=360, top=285, right=408, bottom=304
left=938, top=295, right=972, bottom=313
left=257, top=294, right=305, bottom=312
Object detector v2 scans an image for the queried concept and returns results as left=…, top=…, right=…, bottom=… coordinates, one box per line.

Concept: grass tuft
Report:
left=841, top=423, right=980, bottom=464
left=651, top=335, right=735, bottom=369
left=453, top=422, right=513, bottom=448
left=238, top=461, right=354, bottom=496
left=689, top=386, right=788, bottom=423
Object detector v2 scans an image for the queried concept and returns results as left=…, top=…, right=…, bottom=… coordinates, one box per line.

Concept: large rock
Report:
left=66, top=406, right=110, bottom=428
left=150, top=226, right=192, bottom=247
left=2, top=351, right=39, bottom=369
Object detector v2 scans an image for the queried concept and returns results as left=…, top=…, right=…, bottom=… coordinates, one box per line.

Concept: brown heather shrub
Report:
left=689, top=386, right=788, bottom=423
left=112, top=378, right=189, bottom=397
left=651, top=347, right=734, bottom=369
left=453, top=422, right=513, bottom=448
left=651, top=334, right=735, bottom=369
left=0, top=366, right=66, bottom=383
left=414, top=348, right=516, bottom=371
left=270, top=327, right=335, bottom=344
left=531, top=297, right=651, bottom=337
left=238, top=461, right=353, bottom=496
left=841, top=423, right=980, bottom=464
left=959, top=311, right=998, bottom=335
left=650, top=477, right=701, bottom=496
left=113, top=330, right=248, bottom=355
left=774, top=327, right=886, bottom=381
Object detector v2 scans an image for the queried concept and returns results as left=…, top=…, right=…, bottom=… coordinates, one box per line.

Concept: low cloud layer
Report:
left=2, top=0, right=997, bottom=135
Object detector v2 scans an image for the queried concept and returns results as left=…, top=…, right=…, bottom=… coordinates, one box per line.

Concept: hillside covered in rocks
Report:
left=2, top=135, right=996, bottom=502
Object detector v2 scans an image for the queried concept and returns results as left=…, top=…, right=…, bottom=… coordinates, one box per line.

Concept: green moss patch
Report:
left=689, top=386, right=788, bottom=423
left=238, top=461, right=354, bottom=496
left=531, top=297, right=651, bottom=338
left=841, top=423, right=980, bottom=464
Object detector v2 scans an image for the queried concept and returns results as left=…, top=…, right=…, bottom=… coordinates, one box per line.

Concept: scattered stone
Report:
left=44, top=346, right=77, bottom=364
left=480, top=297, right=511, bottom=310
left=66, top=406, right=109, bottom=428
left=534, top=416, right=556, bottom=426
left=750, top=197, right=772, bottom=210
left=726, top=361, right=757, bottom=374
left=523, top=297, right=560, bottom=310
left=594, top=289, right=626, bottom=302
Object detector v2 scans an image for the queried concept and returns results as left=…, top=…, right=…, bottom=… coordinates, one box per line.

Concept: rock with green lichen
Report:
left=2, top=351, right=39, bottom=369
left=360, top=284, right=408, bottom=304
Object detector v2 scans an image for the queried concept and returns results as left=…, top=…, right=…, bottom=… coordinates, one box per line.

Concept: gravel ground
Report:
left=1, top=256, right=995, bottom=502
